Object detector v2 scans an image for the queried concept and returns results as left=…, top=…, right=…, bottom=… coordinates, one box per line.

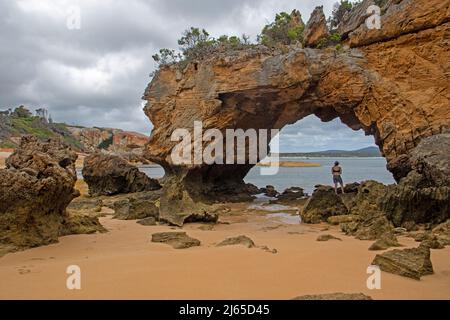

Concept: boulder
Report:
left=217, top=235, right=255, bottom=248
left=303, top=6, right=329, bottom=47
left=262, top=185, right=279, bottom=198
left=113, top=197, right=159, bottom=220
left=301, top=185, right=348, bottom=224
left=344, top=182, right=360, bottom=194
left=273, top=187, right=306, bottom=205
left=151, top=232, right=200, bottom=249
left=59, top=214, right=107, bottom=236
left=369, top=233, right=401, bottom=251
left=372, top=246, right=434, bottom=280
left=137, top=217, right=157, bottom=226
left=0, top=136, right=92, bottom=254
left=67, top=198, right=103, bottom=217
left=292, top=293, right=372, bottom=300
left=82, top=153, right=161, bottom=196
left=432, top=220, right=450, bottom=246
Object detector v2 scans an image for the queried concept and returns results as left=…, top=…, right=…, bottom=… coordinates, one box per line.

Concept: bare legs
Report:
left=334, top=183, right=345, bottom=194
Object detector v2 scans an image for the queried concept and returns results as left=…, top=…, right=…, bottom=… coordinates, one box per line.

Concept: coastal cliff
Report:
left=143, top=0, right=450, bottom=225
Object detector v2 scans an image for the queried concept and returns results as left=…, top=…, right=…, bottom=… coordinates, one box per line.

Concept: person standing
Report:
left=332, top=161, right=345, bottom=194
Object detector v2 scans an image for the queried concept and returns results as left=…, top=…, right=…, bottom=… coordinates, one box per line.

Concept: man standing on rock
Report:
left=332, top=161, right=345, bottom=195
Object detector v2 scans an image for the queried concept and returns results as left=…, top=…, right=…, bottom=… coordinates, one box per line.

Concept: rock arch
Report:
left=143, top=0, right=450, bottom=225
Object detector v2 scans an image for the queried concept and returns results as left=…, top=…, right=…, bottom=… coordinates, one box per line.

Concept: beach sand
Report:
left=0, top=206, right=449, bottom=300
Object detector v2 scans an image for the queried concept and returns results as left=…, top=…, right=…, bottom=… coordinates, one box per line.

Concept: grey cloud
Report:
left=0, top=0, right=376, bottom=152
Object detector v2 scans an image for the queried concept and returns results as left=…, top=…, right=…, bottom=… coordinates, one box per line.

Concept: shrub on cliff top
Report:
left=152, top=27, right=253, bottom=69
left=258, top=10, right=305, bottom=47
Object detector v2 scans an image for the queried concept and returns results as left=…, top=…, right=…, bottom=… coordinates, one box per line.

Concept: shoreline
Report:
left=0, top=206, right=449, bottom=300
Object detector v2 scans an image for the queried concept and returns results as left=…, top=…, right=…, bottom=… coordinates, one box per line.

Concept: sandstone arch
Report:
left=143, top=0, right=450, bottom=225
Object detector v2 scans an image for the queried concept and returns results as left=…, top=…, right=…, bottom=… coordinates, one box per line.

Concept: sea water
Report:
left=77, top=157, right=396, bottom=195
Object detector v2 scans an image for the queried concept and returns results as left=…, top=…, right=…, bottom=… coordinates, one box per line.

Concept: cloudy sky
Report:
left=0, top=0, right=376, bottom=152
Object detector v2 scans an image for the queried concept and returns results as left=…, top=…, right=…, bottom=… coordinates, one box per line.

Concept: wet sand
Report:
left=0, top=208, right=449, bottom=300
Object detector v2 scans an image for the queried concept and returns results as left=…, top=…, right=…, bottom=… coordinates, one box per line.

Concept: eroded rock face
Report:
left=381, top=132, right=450, bottom=226
left=82, top=153, right=161, bottom=196
left=0, top=136, right=83, bottom=253
left=303, top=6, right=329, bottom=47
left=143, top=0, right=450, bottom=225
left=341, top=181, right=394, bottom=240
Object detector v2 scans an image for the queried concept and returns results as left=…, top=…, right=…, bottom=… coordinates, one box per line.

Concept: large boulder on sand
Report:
left=372, top=245, right=434, bottom=280
left=0, top=136, right=103, bottom=255
left=301, top=185, right=348, bottom=224
left=82, top=153, right=161, bottom=196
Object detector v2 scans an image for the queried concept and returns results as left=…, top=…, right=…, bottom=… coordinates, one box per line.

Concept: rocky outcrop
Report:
left=272, top=187, right=306, bottom=205
left=262, top=185, right=279, bottom=198
left=301, top=186, right=348, bottom=224
left=143, top=0, right=450, bottom=225
left=303, top=6, right=329, bottom=47
left=0, top=136, right=102, bottom=254
left=67, top=126, right=150, bottom=154
left=341, top=181, right=394, bottom=240
left=151, top=232, right=201, bottom=249
left=372, top=245, right=434, bottom=280
left=82, top=153, right=161, bottom=196
left=381, top=132, right=450, bottom=226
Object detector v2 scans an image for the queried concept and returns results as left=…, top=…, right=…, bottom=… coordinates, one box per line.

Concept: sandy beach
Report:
left=0, top=202, right=449, bottom=300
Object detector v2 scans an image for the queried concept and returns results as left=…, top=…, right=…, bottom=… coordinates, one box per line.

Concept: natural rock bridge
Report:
left=143, top=0, right=450, bottom=225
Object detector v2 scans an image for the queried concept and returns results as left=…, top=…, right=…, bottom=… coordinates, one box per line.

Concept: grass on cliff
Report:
left=7, top=116, right=84, bottom=150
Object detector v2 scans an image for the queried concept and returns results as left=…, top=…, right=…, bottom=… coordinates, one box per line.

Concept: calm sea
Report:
left=77, top=157, right=396, bottom=195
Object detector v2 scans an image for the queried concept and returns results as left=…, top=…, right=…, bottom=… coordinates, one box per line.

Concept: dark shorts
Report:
left=333, top=175, right=343, bottom=185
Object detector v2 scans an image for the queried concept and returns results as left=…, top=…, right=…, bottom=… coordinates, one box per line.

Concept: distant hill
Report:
left=275, top=146, right=382, bottom=158
left=0, top=106, right=149, bottom=153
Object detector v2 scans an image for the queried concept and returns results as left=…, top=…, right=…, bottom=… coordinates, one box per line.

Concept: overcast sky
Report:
left=0, top=0, right=376, bottom=152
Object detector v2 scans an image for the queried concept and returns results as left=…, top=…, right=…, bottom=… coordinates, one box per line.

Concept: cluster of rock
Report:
left=82, top=153, right=161, bottom=196
left=0, top=136, right=105, bottom=256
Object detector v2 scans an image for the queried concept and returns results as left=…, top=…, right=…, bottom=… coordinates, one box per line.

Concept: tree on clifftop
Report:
left=12, top=106, right=32, bottom=118
left=258, top=10, right=305, bottom=47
